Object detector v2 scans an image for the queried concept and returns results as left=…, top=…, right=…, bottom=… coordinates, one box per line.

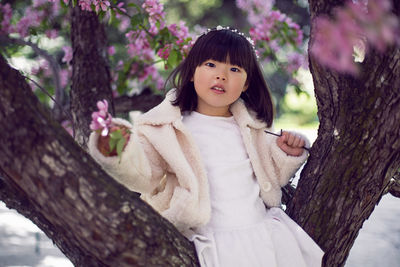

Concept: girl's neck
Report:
left=195, top=107, right=232, bottom=117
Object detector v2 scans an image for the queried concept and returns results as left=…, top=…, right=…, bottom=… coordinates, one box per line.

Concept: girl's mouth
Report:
left=211, top=86, right=225, bottom=93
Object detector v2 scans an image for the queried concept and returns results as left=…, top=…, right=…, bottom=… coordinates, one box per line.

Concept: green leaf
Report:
left=110, top=130, right=123, bottom=140
left=128, top=3, right=142, bottom=12
left=116, top=138, right=126, bottom=158
left=109, top=130, right=123, bottom=153
left=167, top=49, right=179, bottom=69
left=109, top=137, right=117, bottom=152
left=109, top=8, right=116, bottom=25
left=131, top=13, right=144, bottom=28
left=61, top=0, right=68, bottom=8
left=98, top=11, right=105, bottom=20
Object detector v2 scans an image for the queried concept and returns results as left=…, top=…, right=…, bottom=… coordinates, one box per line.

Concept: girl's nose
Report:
left=216, top=72, right=227, bottom=81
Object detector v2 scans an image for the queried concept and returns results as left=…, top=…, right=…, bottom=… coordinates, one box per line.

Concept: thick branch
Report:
left=0, top=55, right=199, bottom=266
left=388, top=170, right=400, bottom=198
left=114, top=88, right=164, bottom=114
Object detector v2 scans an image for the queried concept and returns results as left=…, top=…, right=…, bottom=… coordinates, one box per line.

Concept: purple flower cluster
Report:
left=79, top=0, right=110, bottom=12
left=121, top=0, right=192, bottom=89
left=142, top=0, right=165, bottom=34
left=311, top=0, right=400, bottom=74
left=236, top=0, right=306, bottom=77
left=90, top=100, right=112, bottom=137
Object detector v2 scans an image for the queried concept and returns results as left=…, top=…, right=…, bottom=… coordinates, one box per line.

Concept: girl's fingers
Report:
left=288, top=133, right=295, bottom=146
left=292, top=135, right=302, bottom=147
left=298, top=138, right=305, bottom=148
left=282, top=132, right=305, bottom=148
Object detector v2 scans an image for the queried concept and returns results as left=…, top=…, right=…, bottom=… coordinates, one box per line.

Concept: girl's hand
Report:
left=98, top=125, right=130, bottom=157
left=276, top=131, right=305, bottom=157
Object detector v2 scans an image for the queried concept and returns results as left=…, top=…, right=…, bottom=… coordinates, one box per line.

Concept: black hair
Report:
left=166, top=27, right=274, bottom=127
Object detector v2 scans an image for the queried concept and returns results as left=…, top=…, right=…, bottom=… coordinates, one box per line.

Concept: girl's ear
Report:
left=243, top=82, right=249, bottom=92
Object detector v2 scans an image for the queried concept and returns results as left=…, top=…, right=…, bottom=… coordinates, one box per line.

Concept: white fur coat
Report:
left=88, top=90, right=308, bottom=233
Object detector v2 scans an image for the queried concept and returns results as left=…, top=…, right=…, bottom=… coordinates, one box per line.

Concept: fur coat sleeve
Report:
left=88, top=118, right=167, bottom=194
left=263, top=129, right=309, bottom=187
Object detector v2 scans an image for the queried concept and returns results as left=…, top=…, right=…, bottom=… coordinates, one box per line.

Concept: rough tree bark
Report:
left=286, top=1, right=400, bottom=266
left=70, top=6, right=114, bottom=149
left=0, top=55, right=199, bottom=266
left=388, top=170, right=400, bottom=197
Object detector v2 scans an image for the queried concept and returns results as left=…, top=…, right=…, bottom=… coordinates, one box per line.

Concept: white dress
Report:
left=182, top=112, right=324, bottom=267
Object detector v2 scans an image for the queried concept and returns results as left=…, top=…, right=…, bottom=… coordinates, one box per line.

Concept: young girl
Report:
left=89, top=26, right=323, bottom=267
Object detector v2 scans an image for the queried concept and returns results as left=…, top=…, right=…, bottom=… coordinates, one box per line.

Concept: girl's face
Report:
left=192, top=59, right=248, bottom=117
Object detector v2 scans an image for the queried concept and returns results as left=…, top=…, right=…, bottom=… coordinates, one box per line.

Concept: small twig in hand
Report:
left=264, top=129, right=283, bottom=137
left=264, top=129, right=310, bottom=151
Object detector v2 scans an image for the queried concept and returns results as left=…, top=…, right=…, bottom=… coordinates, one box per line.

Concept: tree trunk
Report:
left=286, top=1, right=400, bottom=266
left=70, top=6, right=114, bottom=149
left=0, top=55, right=199, bottom=266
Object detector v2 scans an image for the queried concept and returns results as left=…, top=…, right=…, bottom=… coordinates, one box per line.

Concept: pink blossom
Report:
left=59, top=69, right=70, bottom=88
left=155, top=75, right=165, bottom=90
left=236, top=0, right=251, bottom=10
left=114, top=2, right=127, bottom=19
left=311, top=0, right=399, bottom=74
left=62, top=46, right=73, bottom=65
left=41, top=60, right=52, bottom=77
left=286, top=52, right=306, bottom=73
left=157, top=45, right=171, bottom=60
left=142, top=0, right=165, bottom=34
left=311, top=16, right=358, bottom=74
left=61, top=120, right=73, bottom=136
left=108, top=46, right=116, bottom=56
left=138, top=65, right=155, bottom=82
left=168, top=24, right=178, bottom=36
left=45, top=29, right=58, bottom=39
left=118, top=17, right=130, bottom=32
left=94, top=0, right=110, bottom=12
left=90, top=99, right=112, bottom=136
left=15, top=7, right=44, bottom=38
left=33, top=0, right=48, bottom=8
left=142, top=0, right=165, bottom=19
left=0, top=4, right=13, bottom=34
left=79, top=0, right=93, bottom=12
left=126, top=30, right=154, bottom=61
left=32, top=60, right=52, bottom=77
left=239, top=0, right=275, bottom=24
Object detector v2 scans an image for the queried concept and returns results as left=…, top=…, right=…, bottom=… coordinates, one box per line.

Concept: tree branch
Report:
left=388, top=170, right=400, bottom=198
left=0, top=54, right=199, bottom=266
left=114, top=88, right=164, bottom=114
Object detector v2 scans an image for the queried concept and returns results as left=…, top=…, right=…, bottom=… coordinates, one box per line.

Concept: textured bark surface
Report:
left=388, top=170, right=400, bottom=198
left=70, top=6, right=114, bottom=149
left=286, top=1, right=400, bottom=266
left=0, top=56, right=199, bottom=266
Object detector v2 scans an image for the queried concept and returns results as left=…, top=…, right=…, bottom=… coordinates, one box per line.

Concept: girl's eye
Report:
left=205, top=62, right=215, bottom=67
left=230, top=67, right=240, bottom=72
